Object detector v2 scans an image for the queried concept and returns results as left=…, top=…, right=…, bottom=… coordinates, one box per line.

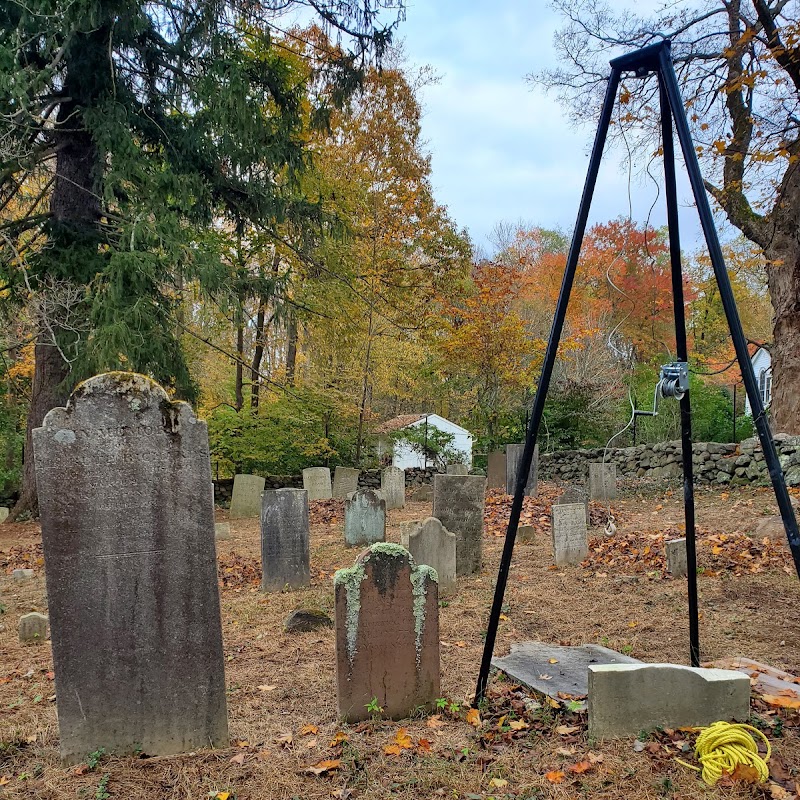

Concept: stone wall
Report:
left=539, top=434, right=800, bottom=487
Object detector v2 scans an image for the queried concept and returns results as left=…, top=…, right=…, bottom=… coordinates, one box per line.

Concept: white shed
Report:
left=744, top=346, right=772, bottom=415
left=374, top=413, right=473, bottom=470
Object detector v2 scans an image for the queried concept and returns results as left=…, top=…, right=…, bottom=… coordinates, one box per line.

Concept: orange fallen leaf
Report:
left=304, top=759, right=341, bottom=775
left=730, top=763, right=761, bottom=784
left=568, top=760, right=593, bottom=774
left=762, top=694, right=800, bottom=709
left=417, top=738, right=432, bottom=753
left=330, top=731, right=349, bottom=747
left=384, top=744, right=404, bottom=756
left=427, top=715, right=445, bottom=729
left=508, top=719, right=529, bottom=731
left=73, top=764, right=90, bottom=776
left=215, top=793, right=231, bottom=800
left=545, top=770, right=565, bottom=783
left=300, top=724, right=319, bottom=736
left=0, top=776, right=11, bottom=786
left=455, top=641, right=467, bottom=648
left=556, top=725, right=579, bottom=736
left=229, top=752, right=246, bottom=765
left=548, top=658, right=559, bottom=664
left=466, top=708, right=481, bottom=727
left=488, top=778, right=508, bottom=789
left=499, top=613, right=510, bottom=621
left=393, top=728, right=414, bottom=749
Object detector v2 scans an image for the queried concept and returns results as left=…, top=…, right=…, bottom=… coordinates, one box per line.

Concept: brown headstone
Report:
left=334, top=543, right=439, bottom=721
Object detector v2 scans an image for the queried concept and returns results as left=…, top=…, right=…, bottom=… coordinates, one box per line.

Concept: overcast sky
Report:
left=396, top=0, right=710, bottom=256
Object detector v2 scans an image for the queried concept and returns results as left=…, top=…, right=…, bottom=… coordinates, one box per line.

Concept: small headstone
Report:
left=260, top=488, right=310, bottom=592
left=588, top=663, right=750, bottom=739
left=283, top=609, right=333, bottom=633
left=32, top=372, right=228, bottom=764
left=333, top=467, right=360, bottom=498
left=229, top=473, right=265, bottom=519
left=214, top=522, right=231, bottom=541
left=555, top=486, right=590, bottom=526
left=551, top=503, right=588, bottom=566
left=400, top=517, right=457, bottom=595
left=19, top=612, right=48, bottom=643
left=381, top=466, right=406, bottom=510
left=506, top=443, right=538, bottom=496
left=432, top=475, right=486, bottom=575
left=0, top=507, right=9, bottom=523
left=666, top=538, right=688, bottom=577
left=588, top=462, right=617, bottom=500
left=414, top=485, right=433, bottom=502
left=518, top=524, right=535, bottom=543
left=486, top=451, right=506, bottom=489
left=335, top=543, right=439, bottom=721
left=12, top=568, right=34, bottom=582
left=302, top=467, right=332, bottom=501
left=344, top=489, right=386, bottom=547
left=446, top=463, right=468, bottom=475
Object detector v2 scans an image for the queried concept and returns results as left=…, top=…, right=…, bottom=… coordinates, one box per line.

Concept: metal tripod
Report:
left=474, top=39, right=800, bottom=707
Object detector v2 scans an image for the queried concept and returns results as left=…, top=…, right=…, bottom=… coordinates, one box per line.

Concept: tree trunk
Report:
left=765, top=239, right=800, bottom=434
left=285, top=314, right=298, bottom=387
left=250, top=300, right=266, bottom=412
left=235, top=316, right=244, bottom=413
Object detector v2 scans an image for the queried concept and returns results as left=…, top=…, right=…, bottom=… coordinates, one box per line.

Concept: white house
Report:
left=374, top=413, right=473, bottom=470
left=744, top=346, right=772, bottom=415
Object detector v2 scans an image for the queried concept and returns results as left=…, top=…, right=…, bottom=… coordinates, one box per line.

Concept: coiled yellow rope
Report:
left=675, top=721, right=771, bottom=786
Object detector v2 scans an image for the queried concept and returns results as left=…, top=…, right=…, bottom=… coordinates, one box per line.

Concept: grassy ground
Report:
left=1, top=482, right=798, bottom=800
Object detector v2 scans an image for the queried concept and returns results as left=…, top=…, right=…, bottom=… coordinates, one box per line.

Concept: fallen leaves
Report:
left=303, top=758, right=341, bottom=775
left=762, top=693, right=800, bottom=710
left=383, top=728, right=433, bottom=757
left=466, top=708, right=481, bottom=728
left=217, top=552, right=261, bottom=589
left=545, top=770, right=565, bottom=783
left=299, top=724, right=318, bottom=736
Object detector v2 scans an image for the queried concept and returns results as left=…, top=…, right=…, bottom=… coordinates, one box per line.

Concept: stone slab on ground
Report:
left=666, top=538, right=687, bottom=577
left=588, top=663, right=750, bottom=739
left=704, top=656, right=800, bottom=700
left=12, top=568, right=34, bottom=582
left=32, top=372, right=228, bottom=764
left=492, top=641, right=640, bottom=710
left=333, top=467, right=360, bottom=498
left=229, top=474, right=265, bottom=519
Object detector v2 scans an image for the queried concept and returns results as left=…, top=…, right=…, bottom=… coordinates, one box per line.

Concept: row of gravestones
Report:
left=228, top=466, right=407, bottom=518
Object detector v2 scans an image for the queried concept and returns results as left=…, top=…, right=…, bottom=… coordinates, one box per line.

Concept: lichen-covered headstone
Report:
left=555, top=486, right=590, bottom=526
left=260, top=488, right=310, bottom=591
left=344, top=489, right=386, bottom=547
left=588, top=462, right=617, bottom=500
left=381, top=466, right=406, bottom=510
left=400, top=517, right=456, bottom=595
left=333, top=467, right=360, bottom=498
left=32, top=372, right=228, bottom=764
left=303, top=467, right=332, bottom=501
left=445, top=463, right=469, bottom=475
left=334, top=543, right=439, bottom=721
left=486, top=451, right=506, bottom=489
left=19, top=612, right=48, bottom=643
left=666, top=538, right=688, bottom=577
left=506, top=443, right=538, bottom=496
left=551, top=503, right=588, bottom=566
left=229, top=473, right=265, bottom=519
left=432, top=475, right=486, bottom=575
left=0, top=507, right=8, bottom=523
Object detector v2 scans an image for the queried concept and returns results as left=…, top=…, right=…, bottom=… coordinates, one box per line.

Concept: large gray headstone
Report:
left=400, top=517, right=456, bottom=594
left=432, top=475, right=486, bottom=575
left=229, top=473, right=265, bottom=519
left=32, top=372, right=228, bottom=764
left=551, top=503, right=588, bottom=566
left=588, top=462, right=617, bottom=500
left=381, top=466, right=406, bottom=510
left=303, top=467, right=332, bottom=501
left=261, top=488, right=310, bottom=592
left=505, top=443, right=538, bottom=496
left=332, top=466, right=360, bottom=498
left=486, top=451, right=506, bottom=489
left=555, top=486, right=590, bottom=526
left=344, top=489, right=386, bottom=547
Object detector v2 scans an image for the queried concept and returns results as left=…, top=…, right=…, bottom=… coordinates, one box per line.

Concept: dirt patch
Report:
left=0, top=484, right=798, bottom=799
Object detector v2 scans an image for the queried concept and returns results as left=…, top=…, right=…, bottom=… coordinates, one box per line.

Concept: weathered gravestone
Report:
left=303, top=467, right=332, bottom=501
left=260, top=488, right=310, bottom=592
left=666, top=538, right=688, bottom=577
left=446, top=463, right=469, bottom=475
left=12, top=568, right=34, bottom=582
left=0, top=507, right=8, bottom=523
left=33, top=372, right=228, bottom=763
left=414, top=484, right=433, bottom=502
left=432, top=475, right=486, bottom=575
left=381, top=466, right=406, bottom=510
left=334, top=543, right=439, bottom=721
left=400, top=517, right=457, bottom=595
left=555, top=486, right=590, bottom=526
left=229, top=473, right=265, bottom=519
left=518, top=524, right=536, bottom=543
left=214, top=522, right=231, bottom=541
left=19, top=612, right=48, bottom=643
left=344, top=489, right=386, bottom=547
left=333, top=466, right=360, bottom=498
left=486, top=451, right=506, bottom=489
left=588, top=462, right=617, bottom=500
left=506, top=444, right=538, bottom=496
left=551, top=503, right=588, bottom=566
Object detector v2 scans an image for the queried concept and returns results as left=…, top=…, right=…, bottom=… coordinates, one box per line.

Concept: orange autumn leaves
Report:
left=383, top=727, right=432, bottom=756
